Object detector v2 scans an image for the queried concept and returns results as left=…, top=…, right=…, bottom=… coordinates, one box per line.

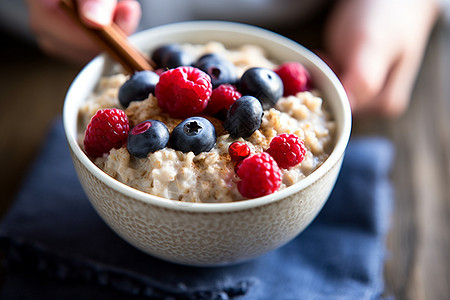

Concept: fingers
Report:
left=344, top=0, right=440, bottom=117
left=367, top=58, right=414, bottom=117
left=114, top=0, right=141, bottom=35
left=340, top=41, right=397, bottom=116
left=25, top=0, right=142, bottom=65
left=77, top=0, right=141, bottom=34
left=78, top=0, right=117, bottom=28
left=322, top=0, right=440, bottom=118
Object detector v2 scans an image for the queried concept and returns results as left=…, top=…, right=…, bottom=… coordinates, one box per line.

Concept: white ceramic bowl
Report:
left=63, top=21, right=351, bottom=266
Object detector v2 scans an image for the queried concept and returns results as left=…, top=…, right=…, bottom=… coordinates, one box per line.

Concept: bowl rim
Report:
left=63, top=20, right=351, bottom=213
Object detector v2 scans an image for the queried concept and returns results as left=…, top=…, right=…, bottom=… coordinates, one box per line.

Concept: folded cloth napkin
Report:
left=0, top=118, right=394, bottom=300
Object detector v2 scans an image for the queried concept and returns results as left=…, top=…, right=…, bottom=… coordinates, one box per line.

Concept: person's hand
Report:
left=26, top=0, right=141, bottom=64
left=323, top=0, right=440, bottom=117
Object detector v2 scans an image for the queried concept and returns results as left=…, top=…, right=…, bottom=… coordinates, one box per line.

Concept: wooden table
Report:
left=0, top=19, right=449, bottom=299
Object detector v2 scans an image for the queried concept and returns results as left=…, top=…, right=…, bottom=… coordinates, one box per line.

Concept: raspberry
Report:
left=228, top=141, right=250, bottom=162
left=155, top=66, right=212, bottom=118
left=84, top=108, right=129, bottom=158
left=266, top=133, right=306, bottom=169
left=236, top=152, right=282, bottom=199
left=203, top=84, right=241, bottom=116
left=274, top=62, right=311, bottom=97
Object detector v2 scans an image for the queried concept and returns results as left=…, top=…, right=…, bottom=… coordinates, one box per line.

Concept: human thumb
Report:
left=339, top=41, right=394, bottom=113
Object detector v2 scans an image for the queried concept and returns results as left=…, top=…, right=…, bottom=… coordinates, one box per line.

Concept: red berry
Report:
left=155, top=66, right=212, bottom=118
left=266, top=133, right=306, bottom=169
left=203, top=84, right=241, bottom=116
left=228, top=141, right=250, bottom=162
left=274, top=62, right=310, bottom=97
left=234, top=159, right=244, bottom=173
left=84, top=108, right=129, bottom=158
left=236, top=152, right=282, bottom=199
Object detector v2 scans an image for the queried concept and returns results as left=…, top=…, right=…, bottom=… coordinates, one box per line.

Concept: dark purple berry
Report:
left=118, top=70, right=159, bottom=108
left=151, top=44, right=194, bottom=69
left=194, top=54, right=237, bottom=88
left=170, top=117, right=216, bottom=155
left=223, top=95, right=263, bottom=138
left=238, top=67, right=283, bottom=110
left=127, top=120, right=169, bottom=158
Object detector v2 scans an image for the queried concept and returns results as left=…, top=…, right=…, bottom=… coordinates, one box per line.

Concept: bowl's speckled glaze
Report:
left=63, top=21, right=351, bottom=266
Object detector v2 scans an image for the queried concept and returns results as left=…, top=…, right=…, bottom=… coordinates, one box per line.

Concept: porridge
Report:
left=78, top=42, right=336, bottom=202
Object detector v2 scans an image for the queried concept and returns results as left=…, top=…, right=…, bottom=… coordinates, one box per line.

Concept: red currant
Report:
left=228, top=142, right=251, bottom=162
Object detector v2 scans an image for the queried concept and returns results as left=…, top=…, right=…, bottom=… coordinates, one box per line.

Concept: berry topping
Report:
left=200, top=115, right=227, bottom=136
left=228, top=141, right=251, bottom=162
left=274, top=62, right=311, bottom=96
left=127, top=119, right=170, bottom=158
left=170, top=117, right=216, bottom=155
left=84, top=108, right=129, bottom=158
left=234, top=159, right=244, bottom=173
left=236, top=152, right=282, bottom=199
left=203, top=84, right=241, bottom=117
left=194, top=54, right=237, bottom=88
left=151, top=44, right=194, bottom=69
left=155, top=66, right=212, bottom=119
left=238, top=67, right=283, bottom=110
left=266, top=133, right=306, bottom=169
left=118, top=70, right=159, bottom=108
left=223, top=95, right=263, bottom=138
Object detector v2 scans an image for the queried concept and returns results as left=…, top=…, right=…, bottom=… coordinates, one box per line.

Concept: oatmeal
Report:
left=78, top=42, right=335, bottom=202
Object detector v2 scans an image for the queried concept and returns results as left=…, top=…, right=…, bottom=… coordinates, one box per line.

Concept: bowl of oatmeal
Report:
left=63, top=21, right=351, bottom=266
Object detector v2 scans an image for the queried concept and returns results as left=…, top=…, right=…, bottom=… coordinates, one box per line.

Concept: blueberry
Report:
left=170, top=117, right=216, bottom=155
left=223, top=96, right=263, bottom=138
left=238, top=67, right=283, bottom=110
left=151, top=44, right=194, bottom=69
left=193, top=54, right=237, bottom=88
left=118, top=70, right=159, bottom=108
left=127, top=120, right=169, bottom=158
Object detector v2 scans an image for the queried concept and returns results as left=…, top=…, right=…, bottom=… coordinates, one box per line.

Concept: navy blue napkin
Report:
left=0, top=118, right=394, bottom=300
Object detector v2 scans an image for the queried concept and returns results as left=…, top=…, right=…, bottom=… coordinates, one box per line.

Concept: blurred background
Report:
left=0, top=1, right=449, bottom=299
